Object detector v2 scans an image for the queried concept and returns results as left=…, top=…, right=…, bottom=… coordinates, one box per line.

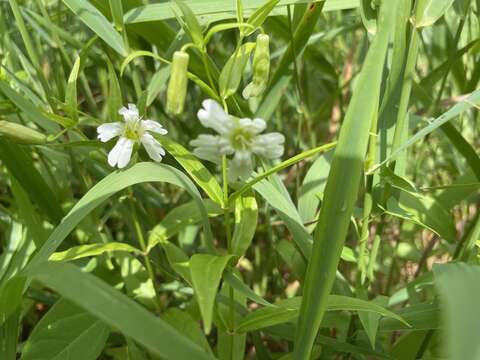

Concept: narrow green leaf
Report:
left=160, top=137, right=225, bottom=206
left=223, top=271, right=273, bottom=307
left=65, top=56, right=80, bottom=123
left=0, top=140, right=64, bottom=223
left=0, top=80, right=58, bottom=133
left=162, top=308, right=213, bottom=355
left=25, top=162, right=214, bottom=272
left=276, top=239, right=307, bottom=280
left=21, top=299, right=110, bottom=360
left=216, top=281, right=247, bottom=359
left=414, top=0, right=455, bottom=28
left=358, top=296, right=388, bottom=349
left=62, top=0, right=127, bottom=56
left=26, top=262, right=214, bottom=359
left=230, top=142, right=337, bottom=202
left=120, top=50, right=165, bottom=76
left=124, top=0, right=360, bottom=24
left=384, top=190, right=456, bottom=243
left=293, top=2, right=398, bottom=357
left=0, top=276, right=25, bottom=327
left=219, top=42, right=255, bottom=99
left=173, top=0, right=204, bottom=46
left=147, top=66, right=170, bottom=106
left=161, top=242, right=192, bottom=284
left=379, top=302, right=440, bottom=332
left=359, top=0, right=378, bottom=34
left=204, top=22, right=255, bottom=45
left=147, top=200, right=222, bottom=252
left=106, top=58, right=123, bottom=122
left=298, top=150, right=333, bottom=226
left=109, top=0, right=124, bottom=31
left=231, top=190, right=258, bottom=257
left=243, top=0, right=280, bottom=36
left=236, top=0, right=244, bottom=22
left=237, top=295, right=408, bottom=333
left=368, top=90, right=480, bottom=174
left=0, top=308, right=19, bottom=360
left=267, top=1, right=324, bottom=92
left=433, top=263, right=480, bottom=359
left=190, top=254, right=233, bottom=334
left=49, top=242, right=141, bottom=262
left=254, top=179, right=312, bottom=259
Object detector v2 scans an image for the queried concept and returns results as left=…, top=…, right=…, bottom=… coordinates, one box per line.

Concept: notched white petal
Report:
left=141, top=133, right=165, bottom=162
left=252, top=132, right=285, bottom=159
left=97, top=122, right=123, bottom=142
left=119, top=103, right=139, bottom=122
left=197, top=99, right=232, bottom=134
left=238, top=118, right=267, bottom=135
left=229, top=151, right=253, bottom=181
left=190, top=134, right=222, bottom=163
left=141, top=120, right=168, bottom=135
left=108, top=137, right=134, bottom=169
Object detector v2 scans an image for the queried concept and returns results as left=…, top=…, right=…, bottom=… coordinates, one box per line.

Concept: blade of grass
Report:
left=293, top=2, right=398, bottom=358
left=26, top=261, right=215, bottom=359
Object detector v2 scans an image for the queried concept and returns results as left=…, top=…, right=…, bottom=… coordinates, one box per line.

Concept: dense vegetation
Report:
left=0, top=0, right=479, bottom=359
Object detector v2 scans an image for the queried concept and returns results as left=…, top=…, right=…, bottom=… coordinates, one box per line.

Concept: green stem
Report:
left=222, top=155, right=236, bottom=359
left=128, top=195, right=163, bottom=313
left=8, top=0, right=55, bottom=110
left=229, top=142, right=337, bottom=203
left=201, top=51, right=218, bottom=96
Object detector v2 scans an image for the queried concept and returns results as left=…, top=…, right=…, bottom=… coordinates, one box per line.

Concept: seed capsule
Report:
left=166, top=51, right=190, bottom=115
left=243, top=34, right=270, bottom=99
left=0, top=120, right=47, bottom=144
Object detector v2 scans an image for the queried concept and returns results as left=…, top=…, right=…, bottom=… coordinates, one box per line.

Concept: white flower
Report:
left=97, top=104, right=168, bottom=169
left=190, top=99, right=285, bottom=181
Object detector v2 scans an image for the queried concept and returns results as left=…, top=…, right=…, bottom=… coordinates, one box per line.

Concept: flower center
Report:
left=123, top=120, right=143, bottom=141
left=229, top=128, right=253, bottom=151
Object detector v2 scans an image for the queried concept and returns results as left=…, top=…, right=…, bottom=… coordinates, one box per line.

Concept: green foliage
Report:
left=21, top=299, right=110, bottom=360
left=0, top=0, right=479, bottom=358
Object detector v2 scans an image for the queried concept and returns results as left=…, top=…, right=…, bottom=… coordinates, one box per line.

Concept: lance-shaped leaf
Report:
left=21, top=299, right=110, bottom=360
left=242, top=0, right=280, bottom=36
left=414, top=0, right=455, bottom=28
left=231, top=190, right=258, bottom=257
left=65, top=56, right=80, bottom=122
left=25, top=162, right=214, bottom=272
left=62, top=0, right=127, bottom=56
left=219, top=42, right=255, bottom=99
left=190, top=254, right=233, bottom=334
left=293, top=2, right=398, bottom=358
left=26, top=262, right=214, bottom=359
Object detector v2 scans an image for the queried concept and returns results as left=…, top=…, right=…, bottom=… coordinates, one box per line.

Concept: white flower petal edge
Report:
left=141, top=133, right=165, bottom=162
left=252, top=133, right=285, bottom=159
left=197, top=99, right=231, bottom=134
left=108, top=137, right=134, bottom=169
left=97, top=122, right=123, bottom=142
left=142, top=119, right=168, bottom=135
left=118, top=103, right=139, bottom=121
left=191, top=99, right=285, bottom=181
left=97, top=104, right=168, bottom=169
left=229, top=151, right=253, bottom=182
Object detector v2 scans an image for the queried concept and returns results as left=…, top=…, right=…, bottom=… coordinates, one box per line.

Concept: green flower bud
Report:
left=0, top=120, right=47, bottom=144
left=243, top=34, right=270, bottom=99
left=166, top=51, right=190, bottom=115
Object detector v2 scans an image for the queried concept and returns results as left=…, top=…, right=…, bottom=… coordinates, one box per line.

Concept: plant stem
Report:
left=222, top=155, right=236, bottom=359
left=128, top=194, right=163, bottom=313
left=201, top=51, right=217, bottom=95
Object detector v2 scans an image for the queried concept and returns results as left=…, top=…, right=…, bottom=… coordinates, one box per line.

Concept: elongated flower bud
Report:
left=0, top=120, right=46, bottom=144
left=243, top=34, right=270, bottom=99
left=166, top=51, right=189, bottom=115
